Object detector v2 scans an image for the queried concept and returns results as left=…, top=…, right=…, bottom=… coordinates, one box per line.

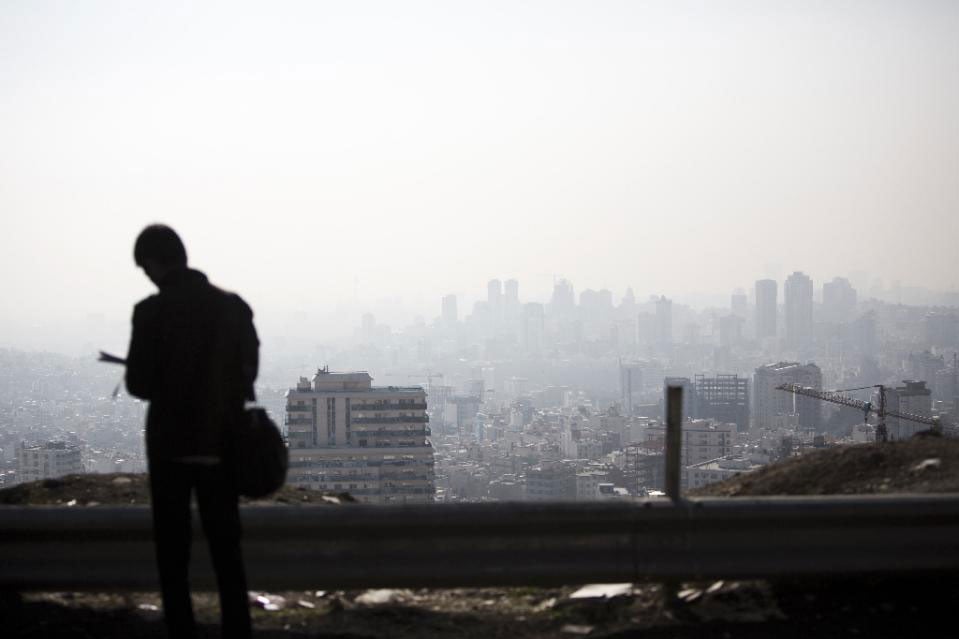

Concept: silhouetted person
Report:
left=126, top=224, right=257, bottom=639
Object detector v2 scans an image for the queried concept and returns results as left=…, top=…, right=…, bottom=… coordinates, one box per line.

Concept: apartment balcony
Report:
left=351, top=415, right=429, bottom=425
left=290, top=474, right=379, bottom=483
left=350, top=402, right=428, bottom=411
left=350, top=428, right=429, bottom=439
left=287, top=404, right=312, bottom=413
left=285, top=417, right=313, bottom=426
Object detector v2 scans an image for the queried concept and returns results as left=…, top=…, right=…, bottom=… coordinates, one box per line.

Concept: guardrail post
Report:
left=663, top=384, right=684, bottom=608
left=665, top=385, right=683, bottom=501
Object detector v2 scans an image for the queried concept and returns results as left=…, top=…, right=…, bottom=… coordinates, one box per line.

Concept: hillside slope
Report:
left=693, top=437, right=959, bottom=497
left=0, top=472, right=354, bottom=505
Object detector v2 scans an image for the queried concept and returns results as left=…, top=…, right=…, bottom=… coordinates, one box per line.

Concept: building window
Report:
left=327, top=398, right=336, bottom=444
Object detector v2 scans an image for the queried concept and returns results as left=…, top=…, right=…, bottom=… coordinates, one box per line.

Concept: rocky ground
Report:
left=0, top=472, right=355, bottom=506
left=692, top=435, right=959, bottom=497
left=3, top=438, right=959, bottom=638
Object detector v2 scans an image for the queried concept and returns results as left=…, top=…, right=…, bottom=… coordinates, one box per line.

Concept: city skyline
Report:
left=2, top=1, right=959, bottom=354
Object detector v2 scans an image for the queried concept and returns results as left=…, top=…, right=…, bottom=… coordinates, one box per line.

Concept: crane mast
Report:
left=776, top=383, right=939, bottom=443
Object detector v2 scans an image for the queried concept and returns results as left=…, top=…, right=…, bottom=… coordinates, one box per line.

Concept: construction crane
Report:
left=776, top=383, right=940, bottom=443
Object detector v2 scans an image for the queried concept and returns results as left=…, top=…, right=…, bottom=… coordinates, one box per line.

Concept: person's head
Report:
left=134, top=224, right=187, bottom=285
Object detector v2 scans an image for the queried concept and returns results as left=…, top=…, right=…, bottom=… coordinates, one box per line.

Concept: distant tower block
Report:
left=505, top=279, right=519, bottom=305
left=441, top=294, right=458, bottom=324
left=784, top=272, right=814, bottom=349
left=755, top=279, right=777, bottom=339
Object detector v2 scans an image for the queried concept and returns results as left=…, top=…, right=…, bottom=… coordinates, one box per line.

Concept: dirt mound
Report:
left=0, top=473, right=354, bottom=506
left=693, top=437, right=959, bottom=497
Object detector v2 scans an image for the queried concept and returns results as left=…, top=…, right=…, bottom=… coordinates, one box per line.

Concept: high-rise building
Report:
left=522, top=303, right=545, bottom=355
left=441, top=294, right=458, bottom=324
left=504, top=279, right=519, bottom=305
left=550, top=278, right=575, bottom=314
left=620, top=361, right=644, bottom=416
left=17, top=441, right=83, bottom=483
left=731, top=291, right=748, bottom=319
left=694, top=374, right=750, bottom=432
left=908, top=351, right=945, bottom=392
left=525, top=461, right=575, bottom=501
left=784, top=272, right=814, bottom=349
left=753, top=361, right=823, bottom=431
left=850, top=311, right=878, bottom=355
left=718, top=315, right=744, bottom=347
left=642, top=419, right=736, bottom=466
left=924, top=312, right=959, bottom=349
left=755, top=279, right=777, bottom=339
left=821, top=277, right=858, bottom=324
left=933, top=361, right=959, bottom=410
left=487, top=279, right=503, bottom=309
left=655, top=296, right=672, bottom=345
left=886, top=380, right=933, bottom=440
left=285, top=370, right=434, bottom=504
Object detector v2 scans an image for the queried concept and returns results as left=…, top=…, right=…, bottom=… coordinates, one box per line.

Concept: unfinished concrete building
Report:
left=694, top=374, right=750, bottom=432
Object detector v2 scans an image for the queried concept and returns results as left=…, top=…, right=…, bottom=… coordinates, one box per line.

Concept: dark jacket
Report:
left=126, top=268, right=259, bottom=461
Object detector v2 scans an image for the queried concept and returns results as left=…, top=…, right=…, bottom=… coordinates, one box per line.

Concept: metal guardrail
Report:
left=2, top=495, right=959, bottom=591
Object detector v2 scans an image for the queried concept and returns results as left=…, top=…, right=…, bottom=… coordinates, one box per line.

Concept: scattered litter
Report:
left=112, top=477, right=132, bottom=485
left=561, top=624, right=594, bottom=635
left=297, top=599, right=315, bottom=609
left=707, top=580, right=725, bottom=594
left=355, top=589, right=409, bottom=605
left=570, top=583, right=633, bottom=599
left=911, top=458, right=941, bottom=473
left=314, top=591, right=327, bottom=598
left=249, top=592, right=287, bottom=611
left=66, top=499, right=77, bottom=507
left=321, top=495, right=341, bottom=504
left=137, top=603, right=159, bottom=612
left=678, top=588, right=703, bottom=603
left=534, top=597, right=557, bottom=612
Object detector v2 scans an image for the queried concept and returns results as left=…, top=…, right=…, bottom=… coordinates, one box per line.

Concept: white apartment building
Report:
left=285, top=369, right=434, bottom=504
left=17, top=441, right=83, bottom=483
left=643, top=418, right=737, bottom=467
left=575, top=470, right=609, bottom=500
left=683, top=456, right=765, bottom=491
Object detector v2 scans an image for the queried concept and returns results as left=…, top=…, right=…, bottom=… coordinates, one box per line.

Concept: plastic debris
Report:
left=561, top=624, right=594, bottom=635
left=534, top=597, right=557, bottom=612
left=112, top=477, right=132, bottom=485
left=911, top=458, right=942, bottom=473
left=137, top=603, right=159, bottom=612
left=297, top=599, right=315, bottom=609
left=678, top=588, right=703, bottom=603
left=355, top=589, right=409, bottom=605
left=570, top=583, right=633, bottom=599
left=707, top=580, right=725, bottom=594
left=66, top=499, right=77, bottom=507
left=249, top=592, right=287, bottom=611
left=321, top=495, right=341, bottom=505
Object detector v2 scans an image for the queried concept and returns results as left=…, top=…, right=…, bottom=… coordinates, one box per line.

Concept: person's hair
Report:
left=134, top=224, right=187, bottom=268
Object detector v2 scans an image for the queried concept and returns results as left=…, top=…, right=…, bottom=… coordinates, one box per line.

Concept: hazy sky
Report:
left=2, top=1, right=958, bottom=352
